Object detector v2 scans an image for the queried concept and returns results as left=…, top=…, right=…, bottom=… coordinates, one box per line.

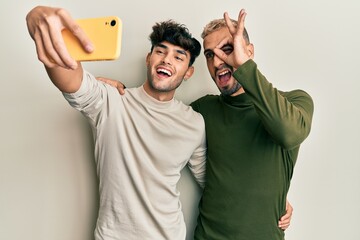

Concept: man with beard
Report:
left=190, top=9, right=314, bottom=239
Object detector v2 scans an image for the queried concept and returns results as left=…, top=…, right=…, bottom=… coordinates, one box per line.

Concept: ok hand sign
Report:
left=213, top=9, right=254, bottom=69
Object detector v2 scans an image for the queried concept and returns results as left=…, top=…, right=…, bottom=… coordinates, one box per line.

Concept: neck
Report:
left=230, top=86, right=245, bottom=96
left=143, top=81, right=174, bottom=102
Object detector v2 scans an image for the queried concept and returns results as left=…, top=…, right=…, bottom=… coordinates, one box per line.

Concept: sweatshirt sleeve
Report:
left=187, top=117, right=207, bottom=189
left=233, top=60, right=314, bottom=149
left=62, top=70, right=108, bottom=127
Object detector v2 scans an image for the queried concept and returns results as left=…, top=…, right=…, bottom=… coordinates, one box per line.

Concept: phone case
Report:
left=62, top=16, right=122, bottom=61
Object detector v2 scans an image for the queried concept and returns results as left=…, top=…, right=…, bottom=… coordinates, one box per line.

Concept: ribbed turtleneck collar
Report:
left=138, top=85, right=176, bottom=110
left=220, top=92, right=252, bottom=107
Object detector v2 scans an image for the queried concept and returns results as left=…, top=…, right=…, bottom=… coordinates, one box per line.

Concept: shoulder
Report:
left=191, top=94, right=220, bottom=107
left=189, top=94, right=220, bottom=115
left=178, top=100, right=204, bottom=119
left=104, top=84, right=139, bottom=101
left=281, top=89, right=314, bottom=114
left=281, top=89, right=313, bottom=104
left=173, top=100, right=205, bottom=128
left=281, top=89, right=311, bottom=97
left=194, top=94, right=220, bottom=102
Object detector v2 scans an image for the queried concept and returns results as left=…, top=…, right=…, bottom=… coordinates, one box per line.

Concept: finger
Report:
left=96, top=77, right=117, bottom=87
left=33, top=9, right=77, bottom=69
left=279, top=215, right=291, bottom=224
left=278, top=221, right=290, bottom=230
left=26, top=7, right=74, bottom=69
left=278, top=217, right=291, bottom=229
left=224, top=12, right=236, bottom=35
left=215, top=36, right=233, bottom=50
left=96, top=77, right=126, bottom=95
left=48, top=26, right=78, bottom=69
left=39, top=24, right=71, bottom=69
left=237, top=9, right=247, bottom=37
left=117, top=85, right=126, bottom=95
left=96, top=77, right=105, bottom=82
left=33, top=32, right=55, bottom=67
left=46, top=10, right=81, bottom=69
left=28, top=13, right=68, bottom=68
left=59, top=8, right=94, bottom=53
left=65, top=22, right=94, bottom=53
left=213, top=36, right=233, bottom=62
left=280, top=208, right=293, bottom=221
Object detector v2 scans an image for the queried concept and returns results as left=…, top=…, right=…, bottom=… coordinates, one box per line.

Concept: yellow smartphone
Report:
left=62, top=16, right=122, bottom=61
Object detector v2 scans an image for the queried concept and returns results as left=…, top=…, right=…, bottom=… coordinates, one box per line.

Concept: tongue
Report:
left=158, top=72, right=170, bottom=78
left=219, top=72, right=231, bottom=83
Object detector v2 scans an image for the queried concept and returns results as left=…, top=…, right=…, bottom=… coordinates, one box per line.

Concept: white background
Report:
left=1, top=0, right=359, bottom=239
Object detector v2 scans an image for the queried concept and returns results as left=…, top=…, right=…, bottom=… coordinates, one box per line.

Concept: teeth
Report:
left=158, top=68, right=172, bottom=76
left=218, top=70, right=230, bottom=76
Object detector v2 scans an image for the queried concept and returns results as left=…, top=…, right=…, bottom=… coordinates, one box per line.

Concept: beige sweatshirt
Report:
left=63, top=71, right=206, bottom=240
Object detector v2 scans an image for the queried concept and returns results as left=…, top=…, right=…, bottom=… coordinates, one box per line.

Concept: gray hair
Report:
left=201, top=18, right=250, bottom=44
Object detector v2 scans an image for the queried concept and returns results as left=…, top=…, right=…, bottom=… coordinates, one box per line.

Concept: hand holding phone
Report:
left=62, top=16, right=122, bottom=61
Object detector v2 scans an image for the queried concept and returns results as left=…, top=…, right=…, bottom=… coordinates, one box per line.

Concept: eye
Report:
left=175, top=56, right=183, bottom=61
left=204, top=51, right=214, bottom=59
left=221, top=45, right=233, bottom=55
left=156, top=50, right=164, bottom=55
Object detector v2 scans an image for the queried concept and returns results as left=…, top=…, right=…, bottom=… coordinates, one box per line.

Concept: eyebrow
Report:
left=156, top=43, right=188, bottom=57
left=203, top=43, right=233, bottom=55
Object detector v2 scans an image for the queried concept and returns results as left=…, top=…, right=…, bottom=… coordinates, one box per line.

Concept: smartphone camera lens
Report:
left=110, top=20, right=117, bottom=27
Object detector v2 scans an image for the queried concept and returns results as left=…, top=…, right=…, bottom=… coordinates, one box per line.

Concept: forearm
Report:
left=188, top=134, right=207, bottom=189
left=45, top=62, right=83, bottom=93
left=234, top=60, right=314, bottom=149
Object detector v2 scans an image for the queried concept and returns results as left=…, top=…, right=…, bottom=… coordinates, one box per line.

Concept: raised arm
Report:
left=26, top=6, right=94, bottom=93
left=214, top=9, right=313, bottom=149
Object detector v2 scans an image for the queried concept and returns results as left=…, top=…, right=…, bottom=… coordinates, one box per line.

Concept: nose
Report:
left=213, top=54, right=224, bottom=68
left=162, top=53, right=172, bottom=65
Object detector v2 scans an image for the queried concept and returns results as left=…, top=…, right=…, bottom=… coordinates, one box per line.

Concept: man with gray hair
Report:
left=190, top=9, right=313, bottom=239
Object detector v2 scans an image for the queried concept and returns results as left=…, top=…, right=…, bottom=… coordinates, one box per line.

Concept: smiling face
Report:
left=144, top=41, right=194, bottom=101
left=203, top=27, right=253, bottom=96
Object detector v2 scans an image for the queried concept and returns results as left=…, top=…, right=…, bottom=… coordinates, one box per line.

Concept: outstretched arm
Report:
left=26, top=6, right=93, bottom=93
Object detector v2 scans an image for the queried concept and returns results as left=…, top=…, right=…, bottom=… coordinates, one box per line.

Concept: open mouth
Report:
left=217, top=69, right=232, bottom=85
left=157, top=67, right=172, bottom=78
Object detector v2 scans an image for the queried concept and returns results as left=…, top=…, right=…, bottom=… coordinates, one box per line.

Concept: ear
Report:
left=247, top=43, right=255, bottom=59
left=184, top=66, right=194, bottom=81
left=146, top=52, right=151, bottom=66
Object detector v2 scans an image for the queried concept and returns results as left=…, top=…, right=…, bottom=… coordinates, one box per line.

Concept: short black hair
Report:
left=149, top=20, right=201, bottom=66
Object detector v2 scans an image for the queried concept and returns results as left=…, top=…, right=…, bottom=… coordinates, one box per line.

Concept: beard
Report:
left=146, top=67, right=183, bottom=92
left=219, top=81, right=242, bottom=96
left=213, top=64, right=242, bottom=96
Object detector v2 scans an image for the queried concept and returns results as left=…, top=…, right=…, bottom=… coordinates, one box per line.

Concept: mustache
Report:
left=215, top=64, right=233, bottom=74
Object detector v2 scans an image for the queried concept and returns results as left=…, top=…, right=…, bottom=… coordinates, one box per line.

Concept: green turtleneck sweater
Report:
left=191, top=60, right=314, bottom=240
